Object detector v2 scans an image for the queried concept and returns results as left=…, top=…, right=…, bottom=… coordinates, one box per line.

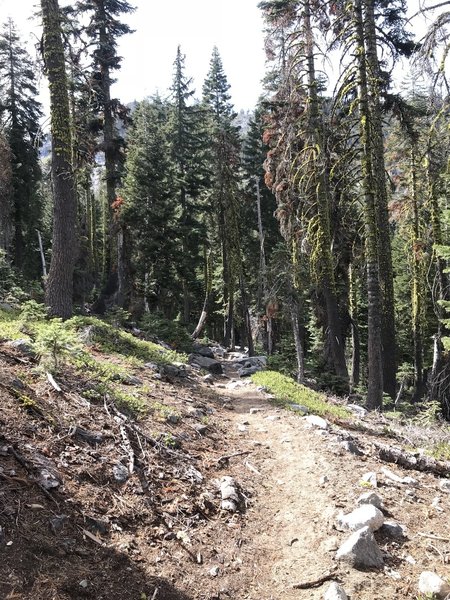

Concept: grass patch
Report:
left=67, top=316, right=186, bottom=366
left=427, top=441, right=450, bottom=461
left=251, top=370, right=352, bottom=421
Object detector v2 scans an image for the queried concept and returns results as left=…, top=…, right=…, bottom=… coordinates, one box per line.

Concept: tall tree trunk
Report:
left=41, top=0, right=77, bottom=319
left=355, top=0, right=383, bottom=410
left=304, top=0, right=348, bottom=384
left=255, top=176, right=273, bottom=355
left=409, top=147, right=424, bottom=399
left=98, top=1, right=116, bottom=278
left=192, top=246, right=213, bottom=340
left=289, top=297, right=305, bottom=383
left=363, top=0, right=397, bottom=397
left=349, top=264, right=360, bottom=390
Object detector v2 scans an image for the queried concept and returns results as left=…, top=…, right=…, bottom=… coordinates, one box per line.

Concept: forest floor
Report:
left=1, top=333, right=450, bottom=600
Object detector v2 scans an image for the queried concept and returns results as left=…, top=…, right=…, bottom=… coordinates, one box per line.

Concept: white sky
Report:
left=0, top=0, right=444, bottom=114
left=0, top=0, right=267, bottom=110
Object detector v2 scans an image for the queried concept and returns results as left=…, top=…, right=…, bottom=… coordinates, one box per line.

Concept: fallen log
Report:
left=373, top=442, right=450, bottom=477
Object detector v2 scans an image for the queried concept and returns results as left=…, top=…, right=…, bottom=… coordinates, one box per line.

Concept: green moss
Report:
left=251, top=370, right=352, bottom=421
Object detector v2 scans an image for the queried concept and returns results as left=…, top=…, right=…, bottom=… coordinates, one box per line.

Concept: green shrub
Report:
left=19, top=300, right=48, bottom=324
left=33, top=318, right=82, bottom=372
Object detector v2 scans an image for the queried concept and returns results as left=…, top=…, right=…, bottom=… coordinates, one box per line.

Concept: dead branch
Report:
left=46, top=372, right=62, bottom=393
left=217, top=450, right=251, bottom=463
left=417, top=532, right=450, bottom=542
left=292, top=571, right=338, bottom=589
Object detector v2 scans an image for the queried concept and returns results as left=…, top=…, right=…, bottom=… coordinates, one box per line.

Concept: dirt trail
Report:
left=207, top=367, right=450, bottom=600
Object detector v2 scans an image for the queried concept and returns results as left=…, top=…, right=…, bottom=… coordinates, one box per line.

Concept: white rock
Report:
left=381, top=467, right=418, bottom=487
left=360, top=472, right=377, bottom=488
left=338, top=504, right=384, bottom=532
left=357, top=491, right=383, bottom=509
left=439, top=479, right=450, bottom=493
left=418, top=571, right=450, bottom=599
left=220, top=476, right=240, bottom=512
left=323, top=582, right=348, bottom=600
left=209, top=566, right=220, bottom=577
left=336, top=526, right=384, bottom=569
left=304, top=415, right=328, bottom=429
left=346, top=404, right=368, bottom=418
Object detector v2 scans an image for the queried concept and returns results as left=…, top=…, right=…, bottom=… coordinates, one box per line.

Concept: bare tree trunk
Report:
left=192, top=246, right=212, bottom=340
left=349, top=264, right=360, bottom=390
left=41, top=0, right=77, bottom=319
left=36, top=229, right=47, bottom=277
left=289, top=298, right=305, bottom=383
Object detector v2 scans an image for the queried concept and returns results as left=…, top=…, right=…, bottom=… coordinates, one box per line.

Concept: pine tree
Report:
left=167, top=47, right=208, bottom=324
left=121, top=98, right=179, bottom=313
left=0, top=18, right=43, bottom=276
left=41, top=0, right=77, bottom=318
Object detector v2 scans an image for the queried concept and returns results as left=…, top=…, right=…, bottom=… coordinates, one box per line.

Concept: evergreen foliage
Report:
left=0, top=19, right=43, bottom=277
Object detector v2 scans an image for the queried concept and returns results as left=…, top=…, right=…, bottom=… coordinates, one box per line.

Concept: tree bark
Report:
left=304, top=0, right=349, bottom=385
left=41, top=0, right=77, bottom=319
left=363, top=0, right=397, bottom=398
left=355, top=0, right=383, bottom=410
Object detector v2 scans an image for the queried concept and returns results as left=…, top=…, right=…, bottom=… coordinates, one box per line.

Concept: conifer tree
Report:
left=201, top=47, right=246, bottom=348
left=167, top=47, right=208, bottom=324
left=0, top=19, right=43, bottom=276
left=121, top=98, right=179, bottom=313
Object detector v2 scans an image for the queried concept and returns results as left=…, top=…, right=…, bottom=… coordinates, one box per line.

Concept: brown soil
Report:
left=1, top=344, right=449, bottom=600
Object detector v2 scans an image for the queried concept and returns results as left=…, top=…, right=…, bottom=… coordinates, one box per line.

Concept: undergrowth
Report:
left=251, top=370, right=352, bottom=421
left=67, top=316, right=186, bottom=365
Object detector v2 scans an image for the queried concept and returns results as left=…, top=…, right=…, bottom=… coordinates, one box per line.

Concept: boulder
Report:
left=192, top=343, right=215, bottom=359
left=418, top=571, right=450, bottom=599
left=324, top=582, right=348, bottom=600
left=5, top=339, right=36, bottom=358
left=189, top=354, right=223, bottom=375
left=336, top=526, right=384, bottom=569
left=234, top=356, right=267, bottom=370
left=346, top=404, right=368, bottom=418
left=239, top=366, right=260, bottom=377
left=338, top=505, right=384, bottom=532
